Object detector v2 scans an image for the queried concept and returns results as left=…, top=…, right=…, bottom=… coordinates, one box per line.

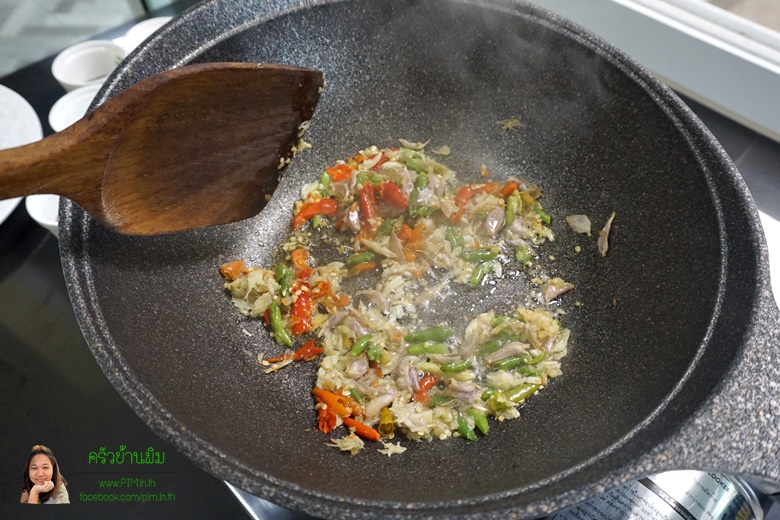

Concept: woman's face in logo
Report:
left=28, top=454, right=53, bottom=485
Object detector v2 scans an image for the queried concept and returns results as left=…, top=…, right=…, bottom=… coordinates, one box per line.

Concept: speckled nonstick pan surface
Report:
left=59, top=0, right=780, bottom=518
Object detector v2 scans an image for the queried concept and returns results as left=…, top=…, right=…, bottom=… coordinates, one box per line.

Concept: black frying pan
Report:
left=59, top=0, right=780, bottom=517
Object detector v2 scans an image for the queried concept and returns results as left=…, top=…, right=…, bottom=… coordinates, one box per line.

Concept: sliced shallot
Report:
left=565, top=214, right=592, bottom=236
left=486, top=342, right=529, bottom=365
left=543, top=277, right=575, bottom=304
left=484, top=206, right=505, bottom=236
left=598, top=212, right=616, bottom=257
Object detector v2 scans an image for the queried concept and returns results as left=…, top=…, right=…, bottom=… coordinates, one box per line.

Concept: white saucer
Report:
left=0, top=84, right=43, bottom=226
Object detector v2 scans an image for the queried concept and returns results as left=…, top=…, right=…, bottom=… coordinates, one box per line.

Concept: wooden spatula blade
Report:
left=100, top=63, right=323, bottom=235
left=0, top=63, right=323, bottom=235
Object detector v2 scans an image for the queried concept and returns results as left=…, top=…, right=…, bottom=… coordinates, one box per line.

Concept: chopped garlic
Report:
left=327, top=433, right=364, bottom=456
left=378, top=441, right=407, bottom=457
left=398, top=138, right=430, bottom=150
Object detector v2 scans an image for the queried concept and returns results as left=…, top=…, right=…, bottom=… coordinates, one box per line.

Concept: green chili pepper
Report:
left=481, top=388, right=497, bottom=401
left=428, top=394, right=452, bottom=408
left=441, top=359, right=473, bottom=373
left=516, top=245, right=532, bottom=264
left=369, top=173, right=384, bottom=185
left=493, top=355, right=531, bottom=371
left=404, top=326, right=454, bottom=343
left=345, top=250, right=382, bottom=268
left=414, top=170, right=429, bottom=190
left=498, top=330, right=525, bottom=341
left=490, top=316, right=510, bottom=328
left=407, top=188, right=432, bottom=218
left=490, top=316, right=525, bottom=333
left=485, top=383, right=540, bottom=412
left=406, top=168, right=432, bottom=217
left=377, top=217, right=398, bottom=237
left=516, top=366, right=543, bottom=377
left=479, top=331, right=525, bottom=356
left=460, top=247, right=499, bottom=263
left=533, top=206, right=551, bottom=224
left=407, top=188, right=419, bottom=210
left=355, top=172, right=369, bottom=186
left=503, top=383, right=540, bottom=403
left=407, top=342, right=448, bottom=356
left=268, top=301, right=292, bottom=347
left=311, top=214, right=324, bottom=229
left=402, top=150, right=426, bottom=174
left=349, top=388, right=364, bottom=404
left=350, top=334, right=374, bottom=356
left=470, top=262, right=492, bottom=287
left=445, top=225, right=464, bottom=249
left=366, top=342, right=383, bottom=361
left=457, top=413, right=477, bottom=441
left=317, top=172, right=332, bottom=197
left=274, top=264, right=295, bottom=301
left=468, top=409, right=489, bottom=435
left=409, top=201, right=432, bottom=218
left=479, top=339, right=502, bottom=355
left=505, top=192, right=521, bottom=227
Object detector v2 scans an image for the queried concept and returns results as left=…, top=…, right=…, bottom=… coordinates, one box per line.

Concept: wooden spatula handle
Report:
left=0, top=130, right=101, bottom=199
left=0, top=85, right=141, bottom=215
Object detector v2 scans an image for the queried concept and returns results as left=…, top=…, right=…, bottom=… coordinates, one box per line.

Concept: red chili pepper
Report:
left=356, top=222, right=377, bottom=242
left=293, top=339, right=323, bottom=361
left=339, top=390, right=364, bottom=417
left=290, top=285, right=312, bottom=336
left=347, top=261, right=377, bottom=277
left=342, top=417, right=381, bottom=441
left=413, top=375, right=438, bottom=405
left=219, top=260, right=245, bottom=281
left=358, top=185, right=376, bottom=221
left=317, top=405, right=339, bottom=433
left=291, top=248, right=308, bottom=270
left=397, top=223, right=413, bottom=241
left=455, top=186, right=474, bottom=207
left=369, top=152, right=390, bottom=171
left=455, top=182, right=501, bottom=208
left=292, top=198, right=338, bottom=231
left=378, top=181, right=409, bottom=210
left=265, top=339, right=323, bottom=363
left=312, top=388, right=353, bottom=417
left=291, top=248, right=312, bottom=279
left=310, top=279, right=331, bottom=299
left=333, top=294, right=350, bottom=307
left=500, top=181, right=519, bottom=198
left=326, top=163, right=353, bottom=182
left=449, top=206, right=466, bottom=225
left=480, top=181, right=500, bottom=195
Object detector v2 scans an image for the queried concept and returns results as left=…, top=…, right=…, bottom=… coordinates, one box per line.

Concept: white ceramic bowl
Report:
left=48, top=83, right=101, bottom=132
left=51, top=40, right=125, bottom=92
left=122, top=17, right=172, bottom=53
left=25, top=194, right=60, bottom=237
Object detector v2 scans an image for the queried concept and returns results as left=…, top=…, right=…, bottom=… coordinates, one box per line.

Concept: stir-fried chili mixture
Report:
left=221, top=141, right=572, bottom=455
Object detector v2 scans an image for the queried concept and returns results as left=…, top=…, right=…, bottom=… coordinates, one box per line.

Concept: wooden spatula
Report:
left=0, top=62, right=324, bottom=235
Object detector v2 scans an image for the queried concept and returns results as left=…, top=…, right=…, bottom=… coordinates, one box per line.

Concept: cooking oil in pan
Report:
left=548, top=471, right=761, bottom=520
